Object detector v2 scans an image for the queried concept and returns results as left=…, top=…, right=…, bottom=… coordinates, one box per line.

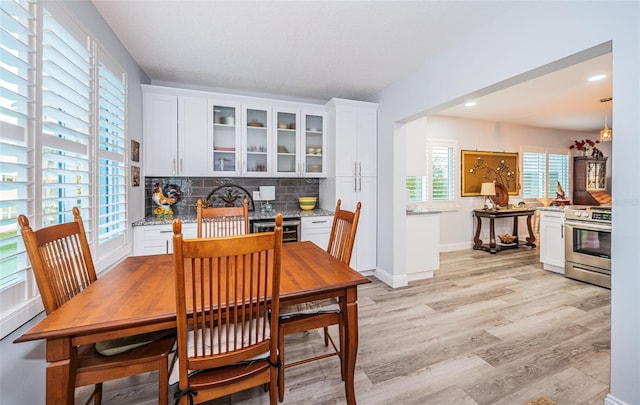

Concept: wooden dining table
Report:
left=15, top=241, right=371, bottom=405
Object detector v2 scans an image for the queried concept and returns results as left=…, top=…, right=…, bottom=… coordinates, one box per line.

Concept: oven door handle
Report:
left=565, top=221, right=612, bottom=232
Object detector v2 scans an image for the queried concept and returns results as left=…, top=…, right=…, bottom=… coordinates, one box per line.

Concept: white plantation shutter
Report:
left=431, top=144, right=455, bottom=201
left=41, top=7, right=92, bottom=232
left=406, top=140, right=457, bottom=207
left=0, top=0, right=37, bottom=337
left=1, top=2, right=131, bottom=338
left=522, top=150, right=569, bottom=199
left=97, top=55, right=127, bottom=249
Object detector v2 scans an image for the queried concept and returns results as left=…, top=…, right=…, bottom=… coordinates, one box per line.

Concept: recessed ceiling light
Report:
left=588, top=74, right=607, bottom=82
left=465, top=102, right=477, bottom=107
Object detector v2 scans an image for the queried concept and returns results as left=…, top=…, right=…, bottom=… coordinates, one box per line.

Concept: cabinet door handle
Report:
left=159, top=230, right=173, bottom=233
left=172, top=158, right=176, bottom=175
left=312, top=220, right=329, bottom=224
left=237, top=159, right=240, bottom=176
left=358, top=161, right=362, bottom=176
left=358, top=176, right=362, bottom=192
left=179, top=158, right=183, bottom=174
left=354, top=176, right=358, bottom=192
left=560, top=226, right=564, bottom=239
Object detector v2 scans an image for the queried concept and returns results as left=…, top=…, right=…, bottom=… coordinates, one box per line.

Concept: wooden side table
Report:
left=473, top=209, right=537, bottom=253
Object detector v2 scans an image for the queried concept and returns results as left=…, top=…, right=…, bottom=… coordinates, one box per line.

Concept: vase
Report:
left=580, top=150, right=587, bottom=156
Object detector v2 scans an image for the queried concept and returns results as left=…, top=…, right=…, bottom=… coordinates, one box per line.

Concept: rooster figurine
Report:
left=152, top=183, right=181, bottom=216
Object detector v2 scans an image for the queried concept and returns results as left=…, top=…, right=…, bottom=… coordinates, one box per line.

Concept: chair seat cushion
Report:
left=279, top=298, right=339, bottom=319
left=169, top=319, right=270, bottom=386
left=95, top=329, right=175, bottom=356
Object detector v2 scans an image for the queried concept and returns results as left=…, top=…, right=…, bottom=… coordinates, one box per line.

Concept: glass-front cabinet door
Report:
left=302, top=112, right=325, bottom=177
left=273, top=109, right=300, bottom=177
left=210, top=101, right=240, bottom=176
left=242, top=106, right=271, bottom=176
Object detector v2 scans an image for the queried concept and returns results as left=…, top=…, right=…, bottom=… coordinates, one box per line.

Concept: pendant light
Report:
left=599, top=97, right=612, bottom=142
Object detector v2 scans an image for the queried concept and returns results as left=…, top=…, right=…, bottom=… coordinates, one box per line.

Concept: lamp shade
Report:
left=480, top=182, right=496, bottom=196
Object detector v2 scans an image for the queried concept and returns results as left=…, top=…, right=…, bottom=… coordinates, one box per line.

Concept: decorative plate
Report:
left=491, top=183, right=509, bottom=207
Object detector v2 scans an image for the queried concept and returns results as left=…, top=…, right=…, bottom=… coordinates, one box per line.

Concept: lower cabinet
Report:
left=538, top=210, right=565, bottom=273
left=406, top=213, right=440, bottom=281
left=133, top=223, right=197, bottom=256
left=301, top=215, right=333, bottom=249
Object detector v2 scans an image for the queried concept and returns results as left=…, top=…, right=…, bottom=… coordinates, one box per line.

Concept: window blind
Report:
left=406, top=140, right=456, bottom=205
left=41, top=8, right=92, bottom=233
left=0, top=0, right=36, bottom=337
left=522, top=150, right=569, bottom=198
left=97, top=58, right=127, bottom=244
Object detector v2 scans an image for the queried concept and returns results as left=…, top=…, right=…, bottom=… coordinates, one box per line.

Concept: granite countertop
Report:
left=132, top=208, right=334, bottom=226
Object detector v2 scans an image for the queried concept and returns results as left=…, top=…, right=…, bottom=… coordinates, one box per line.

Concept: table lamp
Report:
left=480, top=182, right=496, bottom=210
left=259, top=186, right=275, bottom=213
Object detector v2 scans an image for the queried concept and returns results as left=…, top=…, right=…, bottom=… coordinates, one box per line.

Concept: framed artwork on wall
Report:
left=131, top=139, right=140, bottom=162
left=461, top=150, right=519, bottom=196
left=131, top=166, right=140, bottom=187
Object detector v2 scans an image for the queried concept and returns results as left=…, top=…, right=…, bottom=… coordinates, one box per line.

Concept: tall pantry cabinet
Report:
left=320, top=98, right=377, bottom=273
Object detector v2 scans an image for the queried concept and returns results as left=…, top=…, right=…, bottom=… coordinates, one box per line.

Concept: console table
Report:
left=473, top=209, right=537, bottom=253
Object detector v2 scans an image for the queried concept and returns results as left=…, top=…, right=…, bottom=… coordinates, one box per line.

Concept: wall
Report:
left=376, top=2, right=639, bottom=404
left=0, top=2, right=149, bottom=404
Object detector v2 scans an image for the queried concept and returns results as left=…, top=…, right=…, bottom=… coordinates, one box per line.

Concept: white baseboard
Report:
left=373, top=267, right=408, bottom=288
left=605, top=393, right=629, bottom=405
left=407, top=270, right=434, bottom=282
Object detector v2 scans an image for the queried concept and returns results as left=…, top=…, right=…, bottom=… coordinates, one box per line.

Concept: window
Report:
left=0, top=1, right=130, bottom=338
left=0, top=0, right=37, bottom=338
left=97, top=56, right=127, bottom=255
left=522, top=149, right=569, bottom=199
left=406, top=140, right=457, bottom=207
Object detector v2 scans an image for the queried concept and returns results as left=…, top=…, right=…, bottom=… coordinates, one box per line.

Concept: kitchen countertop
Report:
left=132, top=208, right=334, bottom=226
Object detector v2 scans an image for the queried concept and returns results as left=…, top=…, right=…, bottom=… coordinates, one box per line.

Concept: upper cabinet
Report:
left=301, top=111, right=326, bottom=177
left=329, top=99, right=377, bottom=177
left=210, top=101, right=241, bottom=176
left=143, top=85, right=329, bottom=178
left=143, top=88, right=208, bottom=176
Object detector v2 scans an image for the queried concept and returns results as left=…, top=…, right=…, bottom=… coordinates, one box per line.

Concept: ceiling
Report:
left=91, top=0, right=612, bottom=133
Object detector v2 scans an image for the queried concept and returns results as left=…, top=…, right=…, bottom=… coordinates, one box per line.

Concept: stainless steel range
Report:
left=564, top=206, right=611, bottom=288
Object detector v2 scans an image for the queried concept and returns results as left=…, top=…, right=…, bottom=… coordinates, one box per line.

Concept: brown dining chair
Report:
left=277, top=199, right=361, bottom=401
left=17, top=208, right=176, bottom=405
left=196, top=198, right=249, bottom=238
left=171, top=214, right=283, bottom=405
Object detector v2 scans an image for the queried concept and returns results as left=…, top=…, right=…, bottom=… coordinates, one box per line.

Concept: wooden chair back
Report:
left=18, top=207, right=176, bottom=405
left=172, top=214, right=283, bottom=404
left=17, top=207, right=96, bottom=314
left=196, top=198, right=249, bottom=238
left=327, top=199, right=362, bottom=265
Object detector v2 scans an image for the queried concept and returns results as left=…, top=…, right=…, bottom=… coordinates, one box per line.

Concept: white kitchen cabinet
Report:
left=273, top=107, right=300, bottom=177
left=301, top=111, right=326, bottom=177
left=242, top=105, right=272, bottom=177
left=210, top=101, right=241, bottom=176
left=142, top=87, right=208, bottom=176
left=406, top=213, right=440, bottom=281
left=320, top=98, right=378, bottom=273
left=301, top=215, right=333, bottom=249
left=539, top=209, right=565, bottom=274
left=132, top=223, right=197, bottom=256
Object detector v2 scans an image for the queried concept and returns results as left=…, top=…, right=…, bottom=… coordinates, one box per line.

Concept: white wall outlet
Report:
left=253, top=191, right=261, bottom=201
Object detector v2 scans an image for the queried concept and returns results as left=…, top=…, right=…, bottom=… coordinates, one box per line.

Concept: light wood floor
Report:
left=76, top=248, right=610, bottom=405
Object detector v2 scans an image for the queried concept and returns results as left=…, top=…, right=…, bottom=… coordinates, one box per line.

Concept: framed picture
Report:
left=461, top=150, right=519, bottom=196
left=131, top=139, right=140, bottom=162
left=131, top=166, right=140, bottom=187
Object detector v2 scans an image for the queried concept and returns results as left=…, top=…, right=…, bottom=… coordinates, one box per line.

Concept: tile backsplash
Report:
left=144, top=177, right=320, bottom=217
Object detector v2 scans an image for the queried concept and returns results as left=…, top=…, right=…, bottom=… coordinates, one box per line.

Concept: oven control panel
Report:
left=565, top=208, right=611, bottom=223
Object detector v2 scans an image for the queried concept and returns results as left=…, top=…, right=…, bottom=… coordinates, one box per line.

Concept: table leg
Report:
left=525, top=214, right=537, bottom=247
left=46, top=337, right=76, bottom=405
left=473, top=214, right=483, bottom=250
left=512, top=216, right=520, bottom=243
left=488, top=218, right=497, bottom=253
left=343, top=288, right=359, bottom=405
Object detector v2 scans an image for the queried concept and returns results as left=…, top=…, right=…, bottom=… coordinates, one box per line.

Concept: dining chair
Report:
left=17, top=208, right=176, bottom=405
left=171, top=214, right=283, bottom=405
left=277, top=199, right=361, bottom=402
left=196, top=198, right=249, bottom=238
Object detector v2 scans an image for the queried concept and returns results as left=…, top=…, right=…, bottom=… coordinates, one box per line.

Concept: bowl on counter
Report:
left=298, top=197, right=317, bottom=210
